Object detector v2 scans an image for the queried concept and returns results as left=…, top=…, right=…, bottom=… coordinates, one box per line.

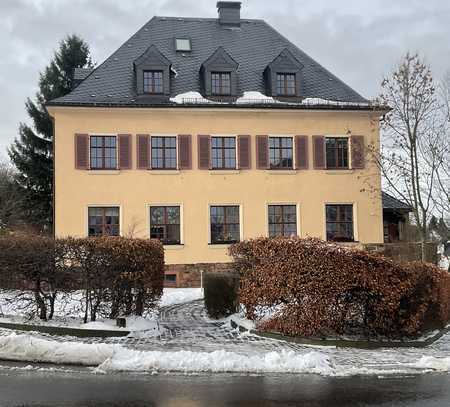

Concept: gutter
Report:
left=46, top=101, right=390, bottom=113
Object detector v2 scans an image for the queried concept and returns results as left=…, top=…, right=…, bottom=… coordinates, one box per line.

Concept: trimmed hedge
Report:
left=204, top=272, right=239, bottom=319
left=230, top=237, right=450, bottom=339
left=0, top=235, right=164, bottom=321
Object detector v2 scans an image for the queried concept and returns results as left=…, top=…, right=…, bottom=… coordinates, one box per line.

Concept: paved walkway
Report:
left=0, top=300, right=297, bottom=355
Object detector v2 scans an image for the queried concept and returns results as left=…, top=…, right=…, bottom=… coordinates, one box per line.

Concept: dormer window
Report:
left=143, top=70, right=163, bottom=94
left=200, top=47, right=238, bottom=97
left=211, top=72, right=231, bottom=95
left=134, top=45, right=171, bottom=96
left=276, top=73, right=296, bottom=96
left=264, top=49, right=304, bottom=98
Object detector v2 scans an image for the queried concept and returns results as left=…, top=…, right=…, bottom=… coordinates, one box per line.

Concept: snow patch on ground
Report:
left=413, top=356, right=450, bottom=372
left=159, top=288, right=203, bottom=307
left=438, top=243, right=450, bottom=270
left=79, top=317, right=158, bottom=333
left=0, top=288, right=202, bottom=333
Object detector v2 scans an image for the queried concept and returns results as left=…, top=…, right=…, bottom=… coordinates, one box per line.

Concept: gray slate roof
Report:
left=73, top=68, right=94, bottom=81
left=50, top=16, right=368, bottom=107
left=382, top=192, right=412, bottom=211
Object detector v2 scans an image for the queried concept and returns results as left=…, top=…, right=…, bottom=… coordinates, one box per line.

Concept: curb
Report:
left=0, top=321, right=130, bottom=338
left=230, top=317, right=450, bottom=349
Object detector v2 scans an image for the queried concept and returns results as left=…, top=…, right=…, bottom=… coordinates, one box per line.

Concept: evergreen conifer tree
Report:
left=9, top=35, right=92, bottom=232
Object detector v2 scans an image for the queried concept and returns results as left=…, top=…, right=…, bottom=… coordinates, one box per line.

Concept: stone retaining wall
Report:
left=164, top=263, right=234, bottom=288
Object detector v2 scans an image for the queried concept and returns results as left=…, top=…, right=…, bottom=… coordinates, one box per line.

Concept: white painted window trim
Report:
left=207, top=202, right=243, bottom=246
left=85, top=204, right=122, bottom=237
left=149, top=133, right=179, bottom=170
left=88, top=133, right=118, bottom=171
left=267, top=134, right=296, bottom=169
left=323, top=201, right=358, bottom=242
left=324, top=133, right=353, bottom=170
left=210, top=134, right=238, bottom=170
left=147, top=202, right=184, bottom=246
left=265, top=202, right=301, bottom=238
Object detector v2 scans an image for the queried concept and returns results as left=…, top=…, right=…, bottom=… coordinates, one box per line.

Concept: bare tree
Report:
left=377, top=53, right=442, bottom=242
left=0, top=160, right=25, bottom=231
left=433, top=72, right=450, bottom=220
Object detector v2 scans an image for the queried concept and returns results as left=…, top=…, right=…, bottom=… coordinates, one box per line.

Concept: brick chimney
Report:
left=217, top=1, right=241, bottom=27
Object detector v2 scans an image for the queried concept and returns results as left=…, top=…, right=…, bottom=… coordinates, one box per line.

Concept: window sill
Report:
left=208, top=243, right=235, bottom=249
left=149, top=170, right=181, bottom=175
left=88, top=170, right=121, bottom=175
left=264, top=170, right=297, bottom=175
left=327, top=241, right=359, bottom=245
left=209, top=170, right=240, bottom=175
left=325, top=169, right=354, bottom=175
left=164, top=244, right=184, bottom=250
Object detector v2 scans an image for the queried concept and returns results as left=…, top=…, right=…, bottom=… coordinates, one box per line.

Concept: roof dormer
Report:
left=264, top=49, right=304, bottom=98
left=200, top=47, right=239, bottom=98
left=134, top=45, right=172, bottom=96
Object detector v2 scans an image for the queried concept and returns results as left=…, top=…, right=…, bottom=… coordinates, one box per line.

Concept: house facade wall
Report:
left=49, top=106, right=384, bottom=266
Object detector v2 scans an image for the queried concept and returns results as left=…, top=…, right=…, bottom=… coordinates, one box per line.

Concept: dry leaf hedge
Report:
left=0, top=235, right=164, bottom=321
left=230, top=237, right=450, bottom=339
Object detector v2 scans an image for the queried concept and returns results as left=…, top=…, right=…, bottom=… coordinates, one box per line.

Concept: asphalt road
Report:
left=1, top=365, right=450, bottom=407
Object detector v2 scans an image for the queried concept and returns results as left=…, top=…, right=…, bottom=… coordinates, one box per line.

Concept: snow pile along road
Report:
left=1, top=333, right=450, bottom=376
left=0, top=333, right=115, bottom=366
left=0, top=333, right=333, bottom=375
left=96, top=348, right=334, bottom=374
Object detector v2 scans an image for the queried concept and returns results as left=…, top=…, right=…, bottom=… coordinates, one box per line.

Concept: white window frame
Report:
left=149, top=134, right=179, bottom=170
left=324, top=134, right=352, bottom=170
left=85, top=204, right=122, bottom=237
left=210, top=134, right=238, bottom=170
left=207, top=203, right=243, bottom=246
left=88, top=133, right=118, bottom=170
left=268, top=134, right=295, bottom=169
left=147, top=203, right=184, bottom=247
left=323, top=201, right=358, bottom=242
left=265, top=202, right=301, bottom=238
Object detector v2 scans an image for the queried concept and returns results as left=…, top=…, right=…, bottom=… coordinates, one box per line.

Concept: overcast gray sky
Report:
left=1, top=0, right=449, bottom=159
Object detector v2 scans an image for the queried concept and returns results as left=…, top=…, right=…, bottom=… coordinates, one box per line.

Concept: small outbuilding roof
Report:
left=382, top=192, right=412, bottom=211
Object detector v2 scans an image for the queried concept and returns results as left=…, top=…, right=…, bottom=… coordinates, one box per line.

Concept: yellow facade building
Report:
left=47, top=2, right=387, bottom=285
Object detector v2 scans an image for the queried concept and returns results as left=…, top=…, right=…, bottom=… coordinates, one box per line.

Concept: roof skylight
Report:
left=175, top=38, right=191, bottom=52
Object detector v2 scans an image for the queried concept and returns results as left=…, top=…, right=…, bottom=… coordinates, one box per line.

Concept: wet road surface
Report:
left=0, top=365, right=450, bottom=406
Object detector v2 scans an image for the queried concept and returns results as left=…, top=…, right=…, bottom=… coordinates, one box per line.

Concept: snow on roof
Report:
left=169, top=91, right=215, bottom=104
left=169, top=91, right=374, bottom=107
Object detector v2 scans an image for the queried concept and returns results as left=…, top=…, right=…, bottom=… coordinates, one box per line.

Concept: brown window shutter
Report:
left=351, top=135, right=365, bottom=169
left=198, top=135, right=211, bottom=169
left=178, top=134, right=192, bottom=170
left=75, top=133, right=89, bottom=170
left=238, top=135, right=251, bottom=169
left=313, top=135, right=326, bottom=169
left=118, top=134, right=132, bottom=169
left=256, top=135, right=268, bottom=169
left=137, top=134, right=150, bottom=169
left=295, top=135, right=308, bottom=169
